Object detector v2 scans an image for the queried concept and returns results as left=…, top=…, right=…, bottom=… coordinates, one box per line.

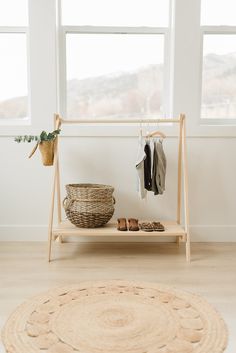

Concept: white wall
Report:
left=0, top=0, right=236, bottom=242
left=0, top=135, right=236, bottom=242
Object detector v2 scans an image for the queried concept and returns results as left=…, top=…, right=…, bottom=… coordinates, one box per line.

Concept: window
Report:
left=61, top=0, right=169, bottom=27
left=201, top=0, right=236, bottom=121
left=201, top=34, right=236, bottom=120
left=0, top=0, right=29, bottom=122
left=66, top=33, right=164, bottom=120
left=60, top=0, right=170, bottom=120
left=0, top=0, right=28, bottom=26
left=201, top=0, right=236, bottom=26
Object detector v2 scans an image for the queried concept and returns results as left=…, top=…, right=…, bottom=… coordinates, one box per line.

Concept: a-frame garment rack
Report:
left=48, top=114, right=190, bottom=262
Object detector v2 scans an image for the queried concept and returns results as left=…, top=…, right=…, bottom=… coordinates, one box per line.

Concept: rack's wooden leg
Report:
left=176, top=236, right=180, bottom=245
left=47, top=136, right=59, bottom=262
left=177, top=114, right=183, bottom=224
left=186, top=232, right=191, bottom=262
left=48, top=229, right=53, bottom=262
left=55, top=235, right=63, bottom=243
left=182, top=115, right=191, bottom=263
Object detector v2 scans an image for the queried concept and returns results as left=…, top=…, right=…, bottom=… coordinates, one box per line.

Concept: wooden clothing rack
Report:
left=48, top=113, right=190, bottom=262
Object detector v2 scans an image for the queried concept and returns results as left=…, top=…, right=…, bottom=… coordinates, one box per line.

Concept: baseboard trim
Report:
left=0, top=224, right=235, bottom=242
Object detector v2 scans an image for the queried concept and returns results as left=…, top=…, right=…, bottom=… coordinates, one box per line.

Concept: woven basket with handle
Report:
left=63, top=184, right=115, bottom=228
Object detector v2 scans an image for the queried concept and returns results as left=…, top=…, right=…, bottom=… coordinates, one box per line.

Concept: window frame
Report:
left=200, top=25, right=236, bottom=125
left=0, top=0, right=58, bottom=136
left=0, top=25, right=31, bottom=126
left=57, top=0, right=172, bottom=124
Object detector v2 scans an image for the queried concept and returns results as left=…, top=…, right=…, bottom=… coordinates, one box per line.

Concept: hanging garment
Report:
left=144, top=140, right=152, bottom=191
left=152, top=140, right=167, bottom=195
left=135, top=134, right=147, bottom=199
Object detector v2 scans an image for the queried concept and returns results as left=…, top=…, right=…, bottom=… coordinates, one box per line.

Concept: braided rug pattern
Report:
left=2, top=280, right=228, bottom=353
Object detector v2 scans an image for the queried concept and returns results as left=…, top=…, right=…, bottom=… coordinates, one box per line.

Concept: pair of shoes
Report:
left=117, top=218, right=139, bottom=231
left=152, top=222, right=165, bottom=231
left=140, top=221, right=165, bottom=232
left=128, top=218, right=139, bottom=231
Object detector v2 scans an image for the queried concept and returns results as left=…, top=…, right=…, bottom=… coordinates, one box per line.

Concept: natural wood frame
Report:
left=48, top=113, right=190, bottom=262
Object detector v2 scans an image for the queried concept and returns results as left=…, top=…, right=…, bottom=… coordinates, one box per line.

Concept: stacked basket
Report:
left=63, top=184, right=115, bottom=228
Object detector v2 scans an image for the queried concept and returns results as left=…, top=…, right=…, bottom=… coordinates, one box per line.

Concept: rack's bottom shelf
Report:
left=52, top=221, right=186, bottom=241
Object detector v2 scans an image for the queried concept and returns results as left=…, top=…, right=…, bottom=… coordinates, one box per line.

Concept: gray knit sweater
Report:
left=152, top=140, right=167, bottom=195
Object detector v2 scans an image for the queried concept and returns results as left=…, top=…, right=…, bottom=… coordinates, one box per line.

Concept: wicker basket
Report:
left=63, top=184, right=115, bottom=228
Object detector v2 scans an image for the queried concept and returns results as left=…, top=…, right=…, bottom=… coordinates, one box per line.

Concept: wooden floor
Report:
left=0, top=242, right=235, bottom=352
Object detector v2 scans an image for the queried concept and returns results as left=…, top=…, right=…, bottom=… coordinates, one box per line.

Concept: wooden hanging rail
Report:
left=48, top=113, right=190, bottom=262
left=59, top=117, right=181, bottom=124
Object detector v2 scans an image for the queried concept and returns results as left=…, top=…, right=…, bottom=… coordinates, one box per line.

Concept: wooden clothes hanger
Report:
left=145, top=117, right=166, bottom=139
left=146, top=130, right=166, bottom=139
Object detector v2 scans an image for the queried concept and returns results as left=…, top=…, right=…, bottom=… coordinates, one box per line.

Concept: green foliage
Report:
left=14, top=129, right=61, bottom=143
left=14, top=135, right=39, bottom=143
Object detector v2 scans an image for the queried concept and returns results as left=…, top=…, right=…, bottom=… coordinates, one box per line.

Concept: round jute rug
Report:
left=2, top=280, right=227, bottom=353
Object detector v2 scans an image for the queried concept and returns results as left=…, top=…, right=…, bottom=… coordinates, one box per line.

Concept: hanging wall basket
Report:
left=38, top=140, right=55, bottom=166
left=28, top=140, right=55, bottom=166
left=15, top=129, right=61, bottom=167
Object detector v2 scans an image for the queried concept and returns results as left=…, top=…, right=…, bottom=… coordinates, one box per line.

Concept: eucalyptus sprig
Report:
left=14, top=135, right=39, bottom=143
left=14, top=129, right=61, bottom=143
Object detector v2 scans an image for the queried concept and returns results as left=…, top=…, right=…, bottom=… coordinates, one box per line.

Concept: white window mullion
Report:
left=0, top=26, right=27, bottom=33
left=163, top=30, right=171, bottom=117
left=172, top=0, right=202, bottom=133
left=63, top=26, right=168, bottom=35
left=58, top=27, right=67, bottom=117
left=202, top=26, right=236, bottom=34
left=28, top=0, right=57, bottom=132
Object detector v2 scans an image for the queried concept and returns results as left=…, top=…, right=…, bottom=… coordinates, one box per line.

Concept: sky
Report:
left=66, top=34, right=164, bottom=81
left=201, top=0, right=236, bottom=26
left=61, top=0, right=169, bottom=27
left=204, top=34, right=236, bottom=56
left=0, top=33, right=28, bottom=101
left=0, top=0, right=28, bottom=26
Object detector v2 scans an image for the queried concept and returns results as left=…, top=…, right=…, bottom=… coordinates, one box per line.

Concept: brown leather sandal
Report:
left=152, top=222, right=165, bottom=232
left=128, top=218, right=139, bottom=231
left=117, top=218, right=127, bottom=231
left=140, top=222, right=153, bottom=232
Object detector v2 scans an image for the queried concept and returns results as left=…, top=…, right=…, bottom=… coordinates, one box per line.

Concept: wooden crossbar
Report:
left=58, top=117, right=181, bottom=125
